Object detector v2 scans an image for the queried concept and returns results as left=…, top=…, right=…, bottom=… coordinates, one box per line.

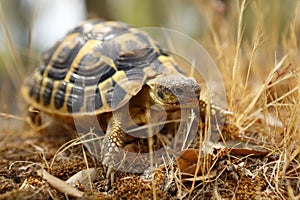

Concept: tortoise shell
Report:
left=21, top=19, right=184, bottom=117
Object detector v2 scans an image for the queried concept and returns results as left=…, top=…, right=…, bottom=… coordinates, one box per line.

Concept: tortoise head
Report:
left=148, top=75, right=200, bottom=111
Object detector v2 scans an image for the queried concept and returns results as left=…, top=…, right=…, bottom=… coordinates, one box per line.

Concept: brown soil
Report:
left=0, top=118, right=299, bottom=200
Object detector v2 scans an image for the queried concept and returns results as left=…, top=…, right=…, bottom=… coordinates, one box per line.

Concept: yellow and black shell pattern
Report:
left=21, top=19, right=184, bottom=116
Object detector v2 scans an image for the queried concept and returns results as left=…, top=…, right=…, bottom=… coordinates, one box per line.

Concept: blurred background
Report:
left=0, top=0, right=299, bottom=116
left=1, top=0, right=298, bottom=51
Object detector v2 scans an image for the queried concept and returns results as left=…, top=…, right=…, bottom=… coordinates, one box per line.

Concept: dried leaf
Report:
left=226, top=140, right=270, bottom=156
left=205, top=141, right=269, bottom=157
left=176, top=149, right=212, bottom=175
left=37, top=169, right=84, bottom=198
left=66, top=168, right=97, bottom=188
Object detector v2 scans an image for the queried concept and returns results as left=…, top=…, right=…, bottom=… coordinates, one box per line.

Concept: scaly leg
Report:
left=27, top=106, right=42, bottom=127
left=102, top=111, right=126, bottom=185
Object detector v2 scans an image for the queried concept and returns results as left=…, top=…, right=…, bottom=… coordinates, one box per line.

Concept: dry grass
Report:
left=196, top=1, right=300, bottom=199
left=0, top=0, right=300, bottom=199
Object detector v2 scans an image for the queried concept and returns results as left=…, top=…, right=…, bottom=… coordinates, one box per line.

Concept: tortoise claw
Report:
left=103, top=164, right=115, bottom=187
left=102, top=143, right=121, bottom=186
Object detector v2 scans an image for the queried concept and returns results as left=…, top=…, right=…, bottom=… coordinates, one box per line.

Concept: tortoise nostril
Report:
left=195, top=88, right=200, bottom=98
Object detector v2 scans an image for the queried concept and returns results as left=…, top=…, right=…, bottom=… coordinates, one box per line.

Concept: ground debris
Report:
left=38, top=169, right=84, bottom=198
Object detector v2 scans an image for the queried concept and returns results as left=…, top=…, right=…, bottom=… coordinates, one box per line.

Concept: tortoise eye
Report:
left=157, top=90, right=164, bottom=99
left=173, top=86, right=185, bottom=95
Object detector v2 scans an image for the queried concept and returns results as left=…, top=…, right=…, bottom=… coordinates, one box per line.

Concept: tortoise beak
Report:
left=151, top=100, right=199, bottom=112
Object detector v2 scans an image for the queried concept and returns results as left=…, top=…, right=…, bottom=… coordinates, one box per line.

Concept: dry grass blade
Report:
left=0, top=2, right=24, bottom=89
left=182, top=169, right=217, bottom=182
left=238, top=55, right=287, bottom=122
left=0, top=112, right=25, bottom=121
left=246, top=79, right=298, bottom=122
left=49, top=137, right=85, bottom=169
left=230, top=0, right=247, bottom=105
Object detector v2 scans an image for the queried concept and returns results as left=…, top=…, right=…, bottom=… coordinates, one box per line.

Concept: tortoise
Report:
left=21, top=19, right=203, bottom=180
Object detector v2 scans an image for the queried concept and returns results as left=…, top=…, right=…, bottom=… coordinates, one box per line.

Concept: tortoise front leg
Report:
left=27, top=106, right=42, bottom=127
left=102, top=112, right=126, bottom=185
